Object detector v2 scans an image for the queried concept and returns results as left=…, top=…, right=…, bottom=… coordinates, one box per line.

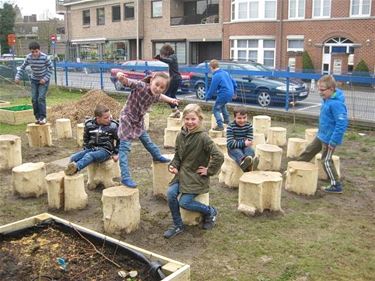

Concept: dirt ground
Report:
left=1, top=99, right=375, bottom=280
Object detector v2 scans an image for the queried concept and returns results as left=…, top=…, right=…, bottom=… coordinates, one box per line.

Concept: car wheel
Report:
left=195, top=83, right=206, bottom=100
left=257, top=90, right=271, bottom=107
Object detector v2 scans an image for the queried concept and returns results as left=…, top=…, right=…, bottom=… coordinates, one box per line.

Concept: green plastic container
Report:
left=1, top=105, right=33, bottom=111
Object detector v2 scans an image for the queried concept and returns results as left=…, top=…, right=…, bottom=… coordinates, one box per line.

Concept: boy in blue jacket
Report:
left=204, top=59, right=237, bottom=131
left=296, top=75, right=348, bottom=193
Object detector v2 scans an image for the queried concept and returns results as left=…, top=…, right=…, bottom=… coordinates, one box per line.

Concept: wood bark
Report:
left=167, top=116, right=182, bottom=129
left=0, top=135, right=22, bottom=170
left=152, top=154, right=175, bottom=199
left=56, top=118, right=73, bottom=139
left=12, top=162, right=46, bottom=198
left=256, top=144, right=283, bottom=171
left=87, top=159, right=118, bottom=190
left=267, top=127, right=287, bottom=146
left=285, top=161, right=318, bottom=195
left=305, top=128, right=318, bottom=144
left=315, top=153, right=341, bottom=180
left=164, top=128, right=180, bottom=148
left=287, top=137, right=308, bottom=158
left=64, top=173, right=88, bottom=210
left=45, top=171, right=65, bottom=209
left=213, top=137, right=227, bottom=156
left=26, top=123, right=52, bottom=147
left=253, top=115, right=271, bottom=137
left=218, top=155, right=244, bottom=188
left=180, top=193, right=209, bottom=225
left=76, top=123, right=84, bottom=147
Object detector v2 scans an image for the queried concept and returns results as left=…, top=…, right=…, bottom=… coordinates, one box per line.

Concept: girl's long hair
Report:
left=142, top=72, right=170, bottom=93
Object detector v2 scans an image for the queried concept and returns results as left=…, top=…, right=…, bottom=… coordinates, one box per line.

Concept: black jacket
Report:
left=83, top=118, right=119, bottom=154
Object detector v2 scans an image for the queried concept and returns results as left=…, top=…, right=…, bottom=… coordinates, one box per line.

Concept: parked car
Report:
left=191, top=61, right=309, bottom=107
left=109, top=60, right=192, bottom=94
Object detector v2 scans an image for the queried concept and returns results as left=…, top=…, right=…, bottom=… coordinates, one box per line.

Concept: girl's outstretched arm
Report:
left=160, top=94, right=179, bottom=106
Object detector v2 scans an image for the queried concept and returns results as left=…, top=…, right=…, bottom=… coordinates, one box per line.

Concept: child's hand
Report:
left=196, top=166, right=208, bottom=176
left=116, top=72, right=127, bottom=83
left=171, top=99, right=179, bottom=106
left=168, top=165, right=178, bottom=174
left=245, top=139, right=253, bottom=147
left=40, top=79, right=46, bottom=85
left=112, top=154, right=119, bottom=162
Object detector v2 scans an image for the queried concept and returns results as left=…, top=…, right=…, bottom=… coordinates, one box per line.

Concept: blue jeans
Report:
left=228, top=147, right=255, bottom=165
left=213, top=101, right=230, bottom=127
left=119, top=131, right=163, bottom=180
left=31, top=79, right=49, bottom=120
left=70, top=148, right=111, bottom=171
left=167, top=182, right=211, bottom=228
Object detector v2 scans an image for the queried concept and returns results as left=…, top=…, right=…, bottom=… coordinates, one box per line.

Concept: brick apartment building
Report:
left=223, top=0, right=375, bottom=74
left=58, top=0, right=222, bottom=64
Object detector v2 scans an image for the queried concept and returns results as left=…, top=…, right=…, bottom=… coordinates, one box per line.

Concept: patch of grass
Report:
left=0, top=123, right=27, bottom=135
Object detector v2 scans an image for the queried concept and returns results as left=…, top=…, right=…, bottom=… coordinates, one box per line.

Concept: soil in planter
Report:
left=0, top=222, right=155, bottom=281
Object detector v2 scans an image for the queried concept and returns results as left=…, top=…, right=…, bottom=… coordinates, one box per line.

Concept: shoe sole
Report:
left=164, top=229, right=183, bottom=239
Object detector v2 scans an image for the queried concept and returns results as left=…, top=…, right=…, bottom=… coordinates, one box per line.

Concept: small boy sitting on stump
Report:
left=65, top=104, right=119, bottom=175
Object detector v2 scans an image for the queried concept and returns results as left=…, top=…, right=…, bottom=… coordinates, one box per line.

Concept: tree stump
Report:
left=305, top=128, right=318, bottom=144
left=64, top=173, right=88, bottom=211
left=219, top=155, right=244, bottom=188
left=253, top=115, right=271, bottom=137
left=102, top=186, right=141, bottom=234
left=164, top=128, right=180, bottom=148
left=167, top=116, right=182, bottom=129
left=315, top=153, right=341, bottom=180
left=76, top=123, right=84, bottom=147
left=0, top=135, right=22, bottom=170
left=45, top=171, right=65, bottom=209
left=267, top=127, right=287, bottom=146
left=256, top=144, right=283, bottom=171
left=213, top=137, right=227, bottom=156
left=26, top=123, right=52, bottom=147
left=209, top=129, right=224, bottom=139
left=211, top=113, right=223, bottom=129
left=238, top=171, right=283, bottom=215
left=144, top=112, right=150, bottom=131
left=152, top=154, right=175, bottom=198
left=56, top=118, right=72, bottom=139
left=180, top=193, right=209, bottom=226
left=285, top=161, right=318, bottom=195
left=287, top=138, right=308, bottom=158
left=12, top=162, right=46, bottom=198
left=253, top=133, right=266, bottom=149
left=87, top=159, right=118, bottom=190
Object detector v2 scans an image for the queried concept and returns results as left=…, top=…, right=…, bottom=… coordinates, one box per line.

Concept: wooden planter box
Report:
left=0, top=100, right=11, bottom=107
left=0, top=104, right=34, bottom=125
left=0, top=213, right=190, bottom=280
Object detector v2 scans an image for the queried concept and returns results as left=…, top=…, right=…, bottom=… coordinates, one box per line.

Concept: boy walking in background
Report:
left=15, top=41, right=53, bottom=125
left=204, top=59, right=237, bottom=131
left=226, top=107, right=258, bottom=172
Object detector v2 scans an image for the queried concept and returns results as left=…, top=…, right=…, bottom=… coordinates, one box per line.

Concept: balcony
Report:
left=170, top=0, right=219, bottom=26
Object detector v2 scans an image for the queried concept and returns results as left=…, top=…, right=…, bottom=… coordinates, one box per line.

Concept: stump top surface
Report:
left=56, top=118, right=71, bottom=122
left=27, top=123, right=51, bottom=127
left=240, top=171, right=282, bottom=183
left=12, top=162, right=45, bottom=172
left=165, top=127, right=181, bottom=132
left=77, top=123, right=84, bottom=128
left=0, top=134, right=20, bottom=141
left=288, top=137, right=307, bottom=143
left=269, top=127, right=287, bottom=131
left=253, top=115, right=271, bottom=120
left=315, top=153, right=340, bottom=160
left=256, top=143, right=283, bottom=152
left=213, top=137, right=227, bottom=145
left=45, top=171, right=65, bottom=181
left=64, top=173, right=84, bottom=180
left=103, top=186, right=139, bottom=197
left=305, top=128, right=318, bottom=133
left=288, top=161, right=317, bottom=170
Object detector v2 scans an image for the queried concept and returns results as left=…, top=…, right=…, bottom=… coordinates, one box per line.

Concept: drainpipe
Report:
left=278, top=0, right=283, bottom=69
left=136, top=0, right=139, bottom=60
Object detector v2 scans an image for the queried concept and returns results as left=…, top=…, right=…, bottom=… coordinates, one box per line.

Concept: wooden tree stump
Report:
left=64, top=173, right=88, bottom=211
left=164, top=128, right=180, bottom=148
left=305, top=128, right=318, bottom=144
left=152, top=154, right=174, bottom=198
left=167, top=116, right=182, bottom=129
left=267, top=127, right=287, bottom=146
left=56, top=118, right=72, bottom=139
left=26, top=123, right=52, bottom=147
left=219, top=155, right=244, bottom=188
left=87, top=159, right=118, bottom=190
left=102, top=186, right=141, bottom=234
left=253, top=133, right=266, bottom=149
left=12, top=162, right=46, bottom=198
left=144, top=112, right=150, bottom=131
left=253, top=115, right=271, bottom=137
left=76, top=123, right=84, bottom=147
left=213, top=137, right=227, bottom=156
left=285, top=161, right=318, bottom=195
left=238, top=171, right=283, bottom=215
left=211, top=113, right=223, bottom=129
left=256, top=144, right=283, bottom=171
left=315, top=153, right=341, bottom=180
left=0, top=135, right=22, bottom=170
left=287, top=138, right=308, bottom=158
left=45, top=171, right=65, bottom=209
left=180, top=193, right=209, bottom=226
left=209, top=129, right=224, bottom=139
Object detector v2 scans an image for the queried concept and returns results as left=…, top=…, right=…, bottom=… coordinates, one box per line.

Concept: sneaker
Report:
left=164, top=225, right=184, bottom=239
left=251, top=156, right=259, bottom=171
left=212, top=126, right=224, bottom=131
left=203, top=207, right=218, bottom=230
left=64, top=162, right=78, bottom=176
left=239, top=156, right=252, bottom=172
left=35, top=119, right=40, bottom=124
left=223, top=120, right=230, bottom=125
left=323, top=183, right=343, bottom=194
left=39, top=118, right=47, bottom=125
left=121, top=178, right=137, bottom=188
left=153, top=156, right=170, bottom=163
left=169, top=109, right=181, bottom=118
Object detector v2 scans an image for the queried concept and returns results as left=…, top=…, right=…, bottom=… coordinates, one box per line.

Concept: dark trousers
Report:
left=296, top=137, right=340, bottom=186
left=166, top=77, right=181, bottom=109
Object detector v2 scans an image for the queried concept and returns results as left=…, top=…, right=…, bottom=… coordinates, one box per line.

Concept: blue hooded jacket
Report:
left=205, top=69, right=237, bottom=103
left=317, top=88, right=348, bottom=147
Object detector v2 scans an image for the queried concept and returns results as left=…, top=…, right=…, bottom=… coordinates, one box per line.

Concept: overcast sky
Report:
left=13, top=0, right=62, bottom=19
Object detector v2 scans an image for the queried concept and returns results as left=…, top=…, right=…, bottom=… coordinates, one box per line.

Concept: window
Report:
left=231, top=0, right=276, bottom=21
left=312, top=0, right=331, bottom=18
left=112, top=5, right=121, bottom=22
left=82, top=10, right=90, bottom=25
left=351, top=0, right=371, bottom=17
left=152, top=0, right=162, bottom=18
left=289, top=0, right=305, bottom=19
left=230, top=38, right=275, bottom=67
left=124, top=2, right=135, bottom=20
left=97, top=8, right=105, bottom=25
left=153, top=41, right=186, bottom=64
left=287, top=39, right=304, bottom=51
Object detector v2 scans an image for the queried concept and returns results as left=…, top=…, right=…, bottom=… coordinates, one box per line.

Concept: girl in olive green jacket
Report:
left=164, top=104, right=224, bottom=239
